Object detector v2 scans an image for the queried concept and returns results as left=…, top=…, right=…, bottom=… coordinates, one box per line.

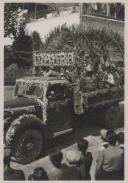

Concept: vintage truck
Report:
left=4, top=51, right=124, bottom=164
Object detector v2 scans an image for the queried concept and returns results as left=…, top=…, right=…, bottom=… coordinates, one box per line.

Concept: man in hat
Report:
left=4, top=148, right=25, bottom=180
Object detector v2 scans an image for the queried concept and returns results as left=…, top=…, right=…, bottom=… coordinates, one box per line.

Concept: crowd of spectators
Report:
left=4, top=130, right=124, bottom=180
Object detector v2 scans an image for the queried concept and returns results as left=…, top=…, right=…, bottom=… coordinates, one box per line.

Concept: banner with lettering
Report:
left=33, top=51, right=74, bottom=66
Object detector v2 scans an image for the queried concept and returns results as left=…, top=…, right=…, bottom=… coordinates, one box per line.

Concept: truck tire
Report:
left=105, top=105, right=121, bottom=129
left=13, top=129, right=43, bottom=164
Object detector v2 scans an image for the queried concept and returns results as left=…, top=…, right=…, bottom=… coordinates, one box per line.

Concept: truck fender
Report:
left=5, top=114, right=52, bottom=146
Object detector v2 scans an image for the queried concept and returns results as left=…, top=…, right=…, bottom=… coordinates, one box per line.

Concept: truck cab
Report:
left=4, top=75, right=74, bottom=164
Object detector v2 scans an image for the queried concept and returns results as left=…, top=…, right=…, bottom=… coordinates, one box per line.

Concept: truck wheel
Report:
left=105, top=105, right=121, bottom=129
left=13, top=129, right=43, bottom=164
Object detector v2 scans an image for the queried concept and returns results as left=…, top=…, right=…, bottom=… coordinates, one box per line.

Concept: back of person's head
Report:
left=50, top=150, right=63, bottom=168
left=106, top=129, right=115, bottom=142
left=33, top=167, right=48, bottom=180
left=106, top=129, right=115, bottom=136
left=77, top=138, right=88, bottom=152
left=106, top=131, right=117, bottom=145
left=117, top=132, right=124, bottom=145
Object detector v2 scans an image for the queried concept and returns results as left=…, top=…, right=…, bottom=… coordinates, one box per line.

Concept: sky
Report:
left=26, top=12, right=80, bottom=42
left=4, top=11, right=80, bottom=45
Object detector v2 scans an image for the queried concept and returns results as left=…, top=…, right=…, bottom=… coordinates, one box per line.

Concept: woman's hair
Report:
left=77, top=138, right=88, bottom=152
left=106, top=131, right=117, bottom=145
left=49, top=151, right=63, bottom=167
left=117, top=132, right=124, bottom=144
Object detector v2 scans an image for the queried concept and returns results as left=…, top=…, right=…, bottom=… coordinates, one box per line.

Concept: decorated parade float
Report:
left=4, top=25, right=124, bottom=164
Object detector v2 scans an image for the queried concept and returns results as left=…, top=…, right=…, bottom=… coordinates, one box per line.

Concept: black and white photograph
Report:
left=3, top=2, right=124, bottom=181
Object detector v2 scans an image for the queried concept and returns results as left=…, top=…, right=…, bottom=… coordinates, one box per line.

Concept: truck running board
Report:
left=53, top=128, right=72, bottom=137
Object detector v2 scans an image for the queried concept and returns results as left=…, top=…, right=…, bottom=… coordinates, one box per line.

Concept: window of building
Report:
left=82, top=3, right=124, bottom=21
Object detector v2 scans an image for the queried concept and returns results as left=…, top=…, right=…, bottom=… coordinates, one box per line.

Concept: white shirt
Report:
left=107, top=73, right=115, bottom=85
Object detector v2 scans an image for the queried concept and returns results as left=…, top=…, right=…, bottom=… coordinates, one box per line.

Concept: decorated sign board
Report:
left=33, top=51, right=75, bottom=67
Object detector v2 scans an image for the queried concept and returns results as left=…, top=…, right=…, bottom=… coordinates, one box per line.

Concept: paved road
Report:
left=11, top=102, right=124, bottom=180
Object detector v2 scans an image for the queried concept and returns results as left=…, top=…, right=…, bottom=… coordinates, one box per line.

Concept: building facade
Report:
left=80, top=3, right=124, bottom=37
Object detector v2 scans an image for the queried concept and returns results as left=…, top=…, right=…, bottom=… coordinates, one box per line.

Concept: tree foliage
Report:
left=4, top=46, right=14, bottom=68
left=42, top=25, right=124, bottom=88
left=11, top=28, right=33, bottom=67
left=5, top=3, right=20, bottom=38
left=31, top=31, right=43, bottom=51
left=4, top=3, right=44, bottom=68
left=5, top=31, right=33, bottom=68
left=4, top=3, right=29, bottom=39
left=43, top=24, right=124, bottom=64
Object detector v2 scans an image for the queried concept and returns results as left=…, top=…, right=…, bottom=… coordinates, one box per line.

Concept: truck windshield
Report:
left=14, top=83, right=43, bottom=98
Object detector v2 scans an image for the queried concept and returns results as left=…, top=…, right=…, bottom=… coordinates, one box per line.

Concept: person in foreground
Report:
left=95, top=131, right=124, bottom=180
left=117, top=131, right=124, bottom=150
left=66, top=150, right=81, bottom=180
left=4, top=148, right=25, bottom=180
left=28, top=167, right=49, bottom=180
left=77, top=138, right=93, bottom=180
left=117, top=131, right=124, bottom=178
left=49, top=150, right=69, bottom=180
left=99, top=129, right=108, bottom=151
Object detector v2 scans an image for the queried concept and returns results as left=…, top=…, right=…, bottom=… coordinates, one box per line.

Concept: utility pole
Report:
left=35, top=3, right=37, bottom=20
left=106, top=4, right=110, bottom=17
left=114, top=4, right=117, bottom=19
left=80, top=3, right=83, bottom=24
